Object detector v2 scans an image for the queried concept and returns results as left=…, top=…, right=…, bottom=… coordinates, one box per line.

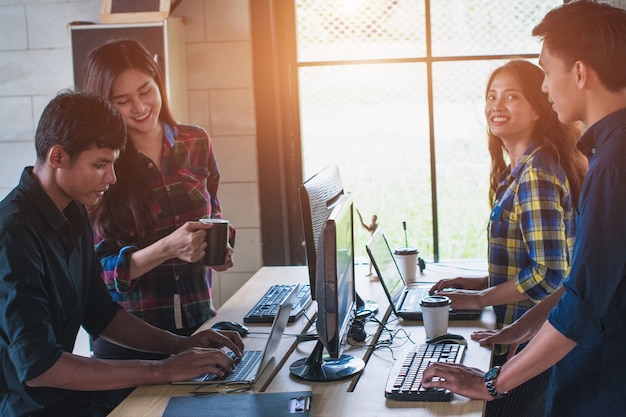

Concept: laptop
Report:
left=365, top=228, right=481, bottom=320
left=173, top=284, right=299, bottom=385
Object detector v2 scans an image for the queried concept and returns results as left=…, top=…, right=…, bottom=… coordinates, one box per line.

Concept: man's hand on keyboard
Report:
left=182, top=328, right=244, bottom=359
left=422, top=363, right=493, bottom=401
left=160, top=347, right=237, bottom=383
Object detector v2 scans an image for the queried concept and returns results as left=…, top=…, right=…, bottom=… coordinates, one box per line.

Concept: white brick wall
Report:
left=0, top=0, right=261, bottom=307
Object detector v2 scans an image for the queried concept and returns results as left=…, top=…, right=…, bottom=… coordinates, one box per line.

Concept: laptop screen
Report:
left=255, top=283, right=298, bottom=377
left=366, top=228, right=406, bottom=304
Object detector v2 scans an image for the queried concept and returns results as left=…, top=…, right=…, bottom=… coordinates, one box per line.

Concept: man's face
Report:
left=56, top=146, right=119, bottom=208
left=538, top=45, right=582, bottom=124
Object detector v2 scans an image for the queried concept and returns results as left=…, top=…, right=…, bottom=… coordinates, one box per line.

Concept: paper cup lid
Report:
left=394, top=247, right=418, bottom=255
left=420, top=295, right=451, bottom=307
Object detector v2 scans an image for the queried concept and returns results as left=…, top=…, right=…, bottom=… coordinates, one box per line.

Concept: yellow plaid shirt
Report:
left=488, top=143, right=575, bottom=353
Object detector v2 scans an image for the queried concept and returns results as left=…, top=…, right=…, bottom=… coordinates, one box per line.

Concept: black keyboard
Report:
left=243, top=284, right=312, bottom=324
left=385, top=343, right=466, bottom=401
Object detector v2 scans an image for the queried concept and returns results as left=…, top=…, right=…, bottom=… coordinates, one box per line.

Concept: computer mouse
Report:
left=211, top=321, right=249, bottom=337
left=425, top=333, right=467, bottom=346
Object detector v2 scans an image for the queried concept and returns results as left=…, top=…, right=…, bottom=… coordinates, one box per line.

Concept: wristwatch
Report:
left=484, top=366, right=508, bottom=399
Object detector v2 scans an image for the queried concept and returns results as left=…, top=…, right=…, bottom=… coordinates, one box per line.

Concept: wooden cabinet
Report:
left=70, top=17, right=188, bottom=123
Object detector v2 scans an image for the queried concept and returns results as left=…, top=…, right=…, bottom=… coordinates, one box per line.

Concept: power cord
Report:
left=367, top=316, right=416, bottom=361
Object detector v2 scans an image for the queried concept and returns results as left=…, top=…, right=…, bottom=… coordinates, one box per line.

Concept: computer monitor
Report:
left=290, top=193, right=365, bottom=382
left=299, top=164, right=344, bottom=300
left=299, top=165, right=378, bottom=315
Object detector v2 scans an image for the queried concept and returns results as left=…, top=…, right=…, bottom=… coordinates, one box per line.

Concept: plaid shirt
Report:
left=488, top=143, right=575, bottom=343
left=95, top=123, right=231, bottom=332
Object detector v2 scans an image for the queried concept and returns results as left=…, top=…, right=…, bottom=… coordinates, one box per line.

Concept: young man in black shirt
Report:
left=0, top=91, right=243, bottom=417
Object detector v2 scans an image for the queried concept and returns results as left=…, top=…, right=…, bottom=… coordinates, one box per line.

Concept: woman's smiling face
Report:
left=485, top=70, right=539, bottom=143
left=109, top=68, right=162, bottom=138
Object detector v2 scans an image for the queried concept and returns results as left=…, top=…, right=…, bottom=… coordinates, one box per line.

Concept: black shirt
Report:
left=0, top=168, right=121, bottom=417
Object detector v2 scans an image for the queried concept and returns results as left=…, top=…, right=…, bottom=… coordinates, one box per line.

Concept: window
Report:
left=250, top=0, right=562, bottom=265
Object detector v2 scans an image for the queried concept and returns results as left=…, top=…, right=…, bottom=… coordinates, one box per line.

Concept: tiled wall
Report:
left=0, top=0, right=262, bottom=307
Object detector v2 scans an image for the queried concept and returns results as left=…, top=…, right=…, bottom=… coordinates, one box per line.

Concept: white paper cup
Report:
left=393, top=247, right=418, bottom=282
left=420, top=295, right=451, bottom=338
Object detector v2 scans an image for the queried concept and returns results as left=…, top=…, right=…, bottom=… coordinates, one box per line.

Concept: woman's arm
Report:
left=429, top=276, right=489, bottom=293
left=472, top=287, right=564, bottom=358
left=434, top=279, right=526, bottom=311
left=513, top=168, right=572, bottom=302
left=97, top=221, right=213, bottom=283
left=126, top=221, right=210, bottom=279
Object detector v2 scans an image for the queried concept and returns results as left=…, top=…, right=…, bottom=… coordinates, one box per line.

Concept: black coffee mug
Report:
left=198, top=218, right=229, bottom=266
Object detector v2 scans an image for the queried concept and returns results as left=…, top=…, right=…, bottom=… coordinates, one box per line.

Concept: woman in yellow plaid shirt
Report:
left=429, top=59, right=587, bottom=417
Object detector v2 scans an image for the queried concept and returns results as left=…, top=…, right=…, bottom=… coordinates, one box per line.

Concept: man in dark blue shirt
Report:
left=0, top=91, right=243, bottom=417
left=423, top=2, right=626, bottom=416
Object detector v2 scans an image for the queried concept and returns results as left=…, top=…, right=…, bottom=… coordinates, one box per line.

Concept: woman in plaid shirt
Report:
left=84, top=39, right=236, bottom=362
left=429, top=60, right=587, bottom=416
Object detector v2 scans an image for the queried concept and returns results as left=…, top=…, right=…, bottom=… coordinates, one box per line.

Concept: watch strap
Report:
left=484, top=366, right=508, bottom=399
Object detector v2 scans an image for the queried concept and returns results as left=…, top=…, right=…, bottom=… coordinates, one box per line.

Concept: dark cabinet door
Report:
left=71, top=23, right=165, bottom=90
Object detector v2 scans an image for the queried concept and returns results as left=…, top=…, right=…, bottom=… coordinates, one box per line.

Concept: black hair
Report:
left=81, top=39, right=177, bottom=125
left=82, top=39, right=175, bottom=244
left=533, top=0, right=626, bottom=92
left=35, top=90, right=126, bottom=163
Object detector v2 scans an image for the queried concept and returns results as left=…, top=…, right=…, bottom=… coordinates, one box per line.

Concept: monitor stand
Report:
left=289, top=339, right=365, bottom=382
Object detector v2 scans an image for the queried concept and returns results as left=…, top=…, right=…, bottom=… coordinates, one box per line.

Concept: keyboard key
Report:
left=385, top=343, right=465, bottom=401
left=244, top=284, right=312, bottom=324
left=199, top=350, right=262, bottom=382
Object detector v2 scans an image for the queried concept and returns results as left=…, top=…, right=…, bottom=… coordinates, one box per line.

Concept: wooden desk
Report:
left=109, top=263, right=494, bottom=417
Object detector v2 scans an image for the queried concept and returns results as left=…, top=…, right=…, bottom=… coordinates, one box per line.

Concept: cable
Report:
left=366, top=316, right=417, bottom=361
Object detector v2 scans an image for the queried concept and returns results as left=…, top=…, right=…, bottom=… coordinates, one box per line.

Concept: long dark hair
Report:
left=83, top=39, right=177, bottom=245
left=487, top=60, right=587, bottom=209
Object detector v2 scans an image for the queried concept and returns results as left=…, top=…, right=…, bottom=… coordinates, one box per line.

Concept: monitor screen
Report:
left=316, top=192, right=356, bottom=359
left=298, top=165, right=378, bottom=316
left=290, top=192, right=364, bottom=382
left=298, top=164, right=344, bottom=300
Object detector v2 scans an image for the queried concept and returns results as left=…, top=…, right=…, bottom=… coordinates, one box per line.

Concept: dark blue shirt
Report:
left=0, top=168, right=121, bottom=417
left=547, top=108, right=626, bottom=416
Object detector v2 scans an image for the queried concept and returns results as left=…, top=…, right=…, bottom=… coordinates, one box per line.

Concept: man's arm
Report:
left=25, top=309, right=244, bottom=390
left=96, top=310, right=244, bottom=356
left=422, top=320, right=576, bottom=399
left=495, top=320, right=576, bottom=393
left=25, top=347, right=234, bottom=390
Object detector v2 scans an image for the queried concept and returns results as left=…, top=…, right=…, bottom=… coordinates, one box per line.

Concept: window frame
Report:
left=251, top=0, right=549, bottom=265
